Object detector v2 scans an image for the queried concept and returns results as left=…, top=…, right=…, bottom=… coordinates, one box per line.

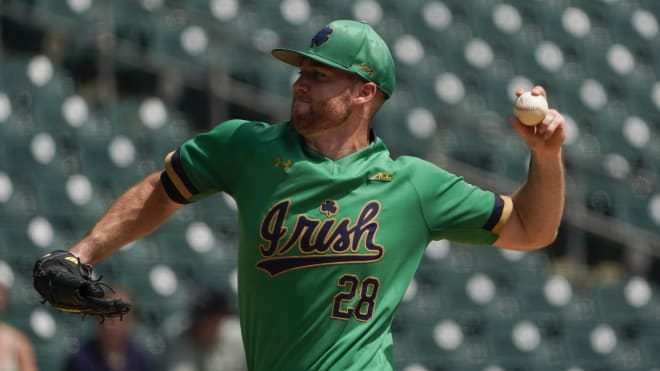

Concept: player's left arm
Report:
left=15, top=329, right=38, bottom=371
left=494, top=86, right=565, bottom=251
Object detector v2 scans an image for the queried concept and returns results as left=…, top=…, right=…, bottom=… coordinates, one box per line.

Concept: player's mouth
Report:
left=292, top=98, right=312, bottom=112
left=292, top=94, right=312, bottom=104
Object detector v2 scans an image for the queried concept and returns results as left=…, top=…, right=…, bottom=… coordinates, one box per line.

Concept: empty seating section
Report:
left=1, top=0, right=659, bottom=369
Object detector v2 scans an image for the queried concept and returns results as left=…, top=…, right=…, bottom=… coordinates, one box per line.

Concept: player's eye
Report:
left=296, top=69, right=328, bottom=82
left=306, top=70, right=327, bottom=79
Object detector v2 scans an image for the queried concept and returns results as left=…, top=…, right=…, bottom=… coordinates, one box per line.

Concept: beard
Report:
left=290, top=92, right=353, bottom=137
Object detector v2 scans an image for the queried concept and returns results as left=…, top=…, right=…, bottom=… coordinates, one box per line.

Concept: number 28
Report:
left=331, top=274, right=380, bottom=322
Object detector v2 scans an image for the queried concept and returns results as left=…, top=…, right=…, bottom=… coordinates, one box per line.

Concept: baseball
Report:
left=513, top=91, right=548, bottom=126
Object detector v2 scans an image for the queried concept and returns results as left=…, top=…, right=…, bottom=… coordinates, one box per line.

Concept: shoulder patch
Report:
left=369, top=172, right=393, bottom=182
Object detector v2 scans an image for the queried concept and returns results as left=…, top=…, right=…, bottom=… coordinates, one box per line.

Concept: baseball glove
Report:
left=33, top=250, right=131, bottom=320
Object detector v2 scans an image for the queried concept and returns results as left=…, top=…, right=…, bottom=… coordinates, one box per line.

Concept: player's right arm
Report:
left=69, top=171, right=184, bottom=265
left=69, top=119, right=258, bottom=265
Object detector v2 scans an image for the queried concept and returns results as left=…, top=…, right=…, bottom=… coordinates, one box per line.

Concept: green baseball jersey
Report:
left=161, top=120, right=513, bottom=370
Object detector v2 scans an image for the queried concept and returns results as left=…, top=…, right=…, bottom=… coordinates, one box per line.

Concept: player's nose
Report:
left=292, top=75, right=309, bottom=94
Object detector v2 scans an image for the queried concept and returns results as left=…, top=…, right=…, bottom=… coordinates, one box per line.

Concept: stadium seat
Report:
left=0, top=169, right=38, bottom=227
left=592, top=277, right=659, bottom=323
left=111, top=1, right=164, bottom=58
left=183, top=0, right=241, bottom=26
left=31, top=0, right=100, bottom=32
left=0, top=55, right=77, bottom=139
left=628, top=194, right=658, bottom=233
left=151, top=18, right=218, bottom=69
left=637, top=322, right=660, bottom=368
left=558, top=323, right=607, bottom=368
left=2, top=131, right=70, bottom=187
left=480, top=318, right=555, bottom=367
left=394, top=317, right=494, bottom=370
left=0, top=56, right=33, bottom=98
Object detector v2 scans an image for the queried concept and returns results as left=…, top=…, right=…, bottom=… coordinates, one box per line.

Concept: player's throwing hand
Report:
left=510, top=86, right=566, bottom=157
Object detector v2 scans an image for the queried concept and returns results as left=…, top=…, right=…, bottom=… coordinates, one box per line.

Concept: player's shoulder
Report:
left=392, top=155, right=460, bottom=183
left=210, top=118, right=271, bottom=135
left=393, top=155, right=432, bottom=167
left=393, top=155, right=447, bottom=173
left=207, top=119, right=289, bottom=143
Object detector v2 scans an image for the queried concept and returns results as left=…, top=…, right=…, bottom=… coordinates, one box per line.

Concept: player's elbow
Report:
left=498, top=228, right=558, bottom=251
left=522, top=229, right=558, bottom=251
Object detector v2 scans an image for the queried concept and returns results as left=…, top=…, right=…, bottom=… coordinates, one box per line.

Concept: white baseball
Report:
left=513, top=91, right=548, bottom=126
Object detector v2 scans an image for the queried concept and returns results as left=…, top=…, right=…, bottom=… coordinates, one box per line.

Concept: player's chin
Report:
left=291, top=116, right=313, bottom=136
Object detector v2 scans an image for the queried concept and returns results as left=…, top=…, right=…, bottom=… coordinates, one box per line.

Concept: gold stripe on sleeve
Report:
left=164, top=151, right=193, bottom=200
left=491, top=195, right=513, bottom=235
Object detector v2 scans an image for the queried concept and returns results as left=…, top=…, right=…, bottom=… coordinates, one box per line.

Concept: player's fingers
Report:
left=539, top=110, right=564, bottom=141
left=540, top=120, right=566, bottom=149
left=514, top=88, right=525, bottom=97
left=541, top=109, right=559, bottom=126
left=531, top=85, right=547, bottom=98
left=509, top=116, right=535, bottom=139
left=537, top=110, right=553, bottom=137
left=544, top=119, right=564, bottom=142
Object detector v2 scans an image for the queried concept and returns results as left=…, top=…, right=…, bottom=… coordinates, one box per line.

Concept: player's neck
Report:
left=302, top=123, right=371, bottom=161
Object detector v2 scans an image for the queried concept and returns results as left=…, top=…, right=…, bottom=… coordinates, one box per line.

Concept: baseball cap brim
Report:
left=272, top=48, right=391, bottom=97
left=272, top=48, right=356, bottom=76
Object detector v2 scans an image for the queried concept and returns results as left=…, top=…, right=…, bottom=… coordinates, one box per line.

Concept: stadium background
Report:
left=1, top=0, right=660, bottom=370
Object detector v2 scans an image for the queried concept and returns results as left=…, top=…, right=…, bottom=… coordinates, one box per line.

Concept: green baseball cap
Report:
left=272, top=20, right=396, bottom=98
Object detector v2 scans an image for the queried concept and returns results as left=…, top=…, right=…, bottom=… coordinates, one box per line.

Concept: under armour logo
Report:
left=274, top=156, right=292, bottom=171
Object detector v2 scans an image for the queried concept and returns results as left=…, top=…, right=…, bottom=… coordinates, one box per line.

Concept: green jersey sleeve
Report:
left=161, top=119, right=265, bottom=203
left=404, top=157, right=513, bottom=245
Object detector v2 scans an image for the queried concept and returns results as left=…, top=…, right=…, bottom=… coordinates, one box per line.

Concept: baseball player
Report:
left=34, top=20, right=565, bottom=370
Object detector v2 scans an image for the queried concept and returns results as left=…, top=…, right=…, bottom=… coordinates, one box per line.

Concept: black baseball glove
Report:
left=33, top=250, right=131, bottom=320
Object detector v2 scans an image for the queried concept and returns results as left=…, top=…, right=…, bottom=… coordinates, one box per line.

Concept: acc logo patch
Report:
left=369, top=172, right=393, bottom=182
left=360, top=63, right=374, bottom=76
left=311, top=26, right=333, bottom=47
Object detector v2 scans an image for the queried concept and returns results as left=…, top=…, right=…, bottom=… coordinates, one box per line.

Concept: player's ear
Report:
left=354, top=81, right=378, bottom=105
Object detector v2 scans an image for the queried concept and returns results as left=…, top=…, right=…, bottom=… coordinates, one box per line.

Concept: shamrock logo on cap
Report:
left=311, top=26, right=333, bottom=47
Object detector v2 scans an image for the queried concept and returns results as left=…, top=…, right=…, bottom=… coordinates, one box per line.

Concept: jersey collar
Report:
left=286, top=122, right=388, bottom=164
